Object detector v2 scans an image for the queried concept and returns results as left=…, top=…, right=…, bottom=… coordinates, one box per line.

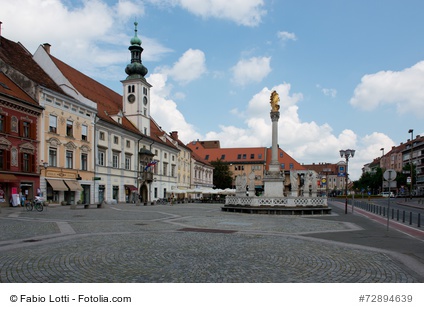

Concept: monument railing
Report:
left=225, top=196, right=327, bottom=207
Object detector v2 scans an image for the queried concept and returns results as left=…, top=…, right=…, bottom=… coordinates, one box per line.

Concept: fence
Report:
left=347, top=199, right=422, bottom=228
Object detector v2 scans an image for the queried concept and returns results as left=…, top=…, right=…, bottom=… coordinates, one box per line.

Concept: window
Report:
left=289, top=163, right=294, bottom=169
left=280, top=152, right=284, bottom=158
left=163, top=162, right=168, bottom=176
left=66, top=151, right=73, bottom=169
left=81, top=153, right=88, bottom=171
left=22, top=121, right=30, bottom=138
left=98, top=150, right=105, bottom=166
left=82, top=125, right=87, bottom=141
left=113, top=136, right=119, bottom=144
left=113, top=153, right=119, bottom=168
left=205, top=155, right=209, bottom=160
left=126, top=140, right=131, bottom=148
left=22, top=153, right=31, bottom=172
left=242, top=154, right=246, bottom=159
left=258, top=154, right=262, bottom=159
left=250, top=154, right=255, bottom=159
left=125, top=155, right=131, bottom=170
left=99, top=131, right=105, bottom=140
left=0, top=150, right=4, bottom=170
left=221, top=154, right=225, bottom=160
left=171, top=164, right=176, bottom=177
left=66, top=120, right=73, bottom=137
left=49, top=148, right=57, bottom=167
left=164, top=153, right=167, bottom=159
left=49, top=115, right=57, bottom=133
left=237, top=154, right=241, bottom=159
left=0, top=114, right=5, bottom=133
left=143, top=87, right=147, bottom=95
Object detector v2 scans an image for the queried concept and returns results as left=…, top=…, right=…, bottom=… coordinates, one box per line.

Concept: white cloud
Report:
left=171, top=0, right=266, bottom=26
left=277, top=31, right=297, bottom=42
left=161, top=49, right=207, bottom=85
left=316, top=84, right=337, bottom=98
left=175, top=83, right=394, bottom=180
left=1, top=0, right=170, bottom=80
left=148, top=73, right=202, bottom=140
left=350, top=61, right=424, bottom=116
left=231, top=56, right=272, bottom=86
left=322, top=88, right=337, bottom=98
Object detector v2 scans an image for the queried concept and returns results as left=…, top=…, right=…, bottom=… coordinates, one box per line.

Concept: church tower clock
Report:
left=122, top=22, right=152, bottom=136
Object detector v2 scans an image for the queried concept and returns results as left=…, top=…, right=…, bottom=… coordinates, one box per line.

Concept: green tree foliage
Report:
left=354, top=164, right=415, bottom=196
left=210, top=159, right=233, bottom=189
left=353, top=167, right=383, bottom=195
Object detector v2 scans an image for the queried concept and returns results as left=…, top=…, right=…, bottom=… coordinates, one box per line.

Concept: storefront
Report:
left=46, top=179, right=68, bottom=203
left=125, top=184, right=137, bottom=203
left=0, top=174, right=18, bottom=206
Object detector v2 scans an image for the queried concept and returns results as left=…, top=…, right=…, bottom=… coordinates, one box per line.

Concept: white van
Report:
left=381, top=192, right=395, bottom=198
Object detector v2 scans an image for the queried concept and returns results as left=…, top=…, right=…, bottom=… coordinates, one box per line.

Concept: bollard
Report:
left=391, top=208, right=394, bottom=220
left=396, top=209, right=399, bottom=221
left=418, top=213, right=421, bottom=228
left=402, top=211, right=405, bottom=223
left=409, top=212, right=413, bottom=225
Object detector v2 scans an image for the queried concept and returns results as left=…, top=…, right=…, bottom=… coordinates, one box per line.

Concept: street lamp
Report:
left=380, top=148, right=384, bottom=194
left=408, top=129, right=413, bottom=198
left=339, top=149, right=355, bottom=214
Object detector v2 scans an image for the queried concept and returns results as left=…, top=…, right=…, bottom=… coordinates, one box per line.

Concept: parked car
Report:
left=381, top=192, right=395, bottom=198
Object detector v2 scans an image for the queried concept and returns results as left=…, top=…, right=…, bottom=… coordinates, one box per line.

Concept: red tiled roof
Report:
left=186, top=140, right=305, bottom=170
left=150, top=119, right=181, bottom=151
left=302, top=163, right=337, bottom=174
left=0, top=72, right=38, bottom=106
left=0, top=36, right=64, bottom=96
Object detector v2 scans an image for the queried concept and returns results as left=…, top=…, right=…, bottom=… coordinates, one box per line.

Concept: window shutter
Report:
left=5, top=150, right=10, bottom=170
left=31, top=121, right=36, bottom=140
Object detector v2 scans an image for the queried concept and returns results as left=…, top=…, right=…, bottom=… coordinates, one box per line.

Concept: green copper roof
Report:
left=130, top=22, right=142, bottom=46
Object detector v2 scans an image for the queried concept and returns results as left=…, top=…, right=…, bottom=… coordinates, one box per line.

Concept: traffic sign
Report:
left=383, top=169, right=397, bottom=181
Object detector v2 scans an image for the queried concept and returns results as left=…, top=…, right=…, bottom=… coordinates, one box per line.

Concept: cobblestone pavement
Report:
left=0, top=202, right=423, bottom=283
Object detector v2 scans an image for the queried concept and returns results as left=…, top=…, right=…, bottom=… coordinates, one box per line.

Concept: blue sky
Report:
left=2, top=0, right=424, bottom=179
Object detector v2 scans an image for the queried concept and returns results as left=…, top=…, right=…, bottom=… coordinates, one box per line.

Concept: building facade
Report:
left=0, top=72, right=43, bottom=206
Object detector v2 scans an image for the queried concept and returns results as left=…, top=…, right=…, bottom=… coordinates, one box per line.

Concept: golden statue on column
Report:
left=270, top=90, right=280, bottom=112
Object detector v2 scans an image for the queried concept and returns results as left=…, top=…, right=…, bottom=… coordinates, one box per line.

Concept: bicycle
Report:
left=155, top=198, right=168, bottom=205
left=25, top=196, right=44, bottom=212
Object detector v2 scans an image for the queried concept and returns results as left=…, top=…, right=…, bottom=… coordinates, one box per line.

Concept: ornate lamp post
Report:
left=339, top=149, right=355, bottom=214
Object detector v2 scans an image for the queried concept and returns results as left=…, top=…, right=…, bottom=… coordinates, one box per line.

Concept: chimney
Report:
left=170, top=131, right=178, bottom=140
left=43, top=43, right=51, bottom=54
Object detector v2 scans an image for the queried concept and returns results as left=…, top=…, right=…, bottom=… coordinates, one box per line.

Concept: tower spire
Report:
left=125, top=21, right=148, bottom=79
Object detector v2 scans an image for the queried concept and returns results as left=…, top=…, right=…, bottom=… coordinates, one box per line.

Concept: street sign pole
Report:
left=383, top=170, right=397, bottom=231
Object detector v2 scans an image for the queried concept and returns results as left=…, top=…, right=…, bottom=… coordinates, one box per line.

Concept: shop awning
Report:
left=64, top=180, right=83, bottom=191
left=0, top=174, right=18, bottom=182
left=124, top=185, right=138, bottom=192
left=46, top=179, right=69, bottom=191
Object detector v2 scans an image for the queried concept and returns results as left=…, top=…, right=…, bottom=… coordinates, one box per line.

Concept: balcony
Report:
left=143, top=172, right=153, bottom=182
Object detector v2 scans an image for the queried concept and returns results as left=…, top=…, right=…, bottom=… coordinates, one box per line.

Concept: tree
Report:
left=354, top=167, right=383, bottom=195
left=210, top=159, right=233, bottom=189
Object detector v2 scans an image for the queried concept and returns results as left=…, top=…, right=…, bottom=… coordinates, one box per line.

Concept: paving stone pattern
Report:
left=0, top=203, right=421, bottom=283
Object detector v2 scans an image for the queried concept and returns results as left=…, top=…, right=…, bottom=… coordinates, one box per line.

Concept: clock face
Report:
left=143, top=96, right=148, bottom=105
left=128, top=94, right=136, bottom=103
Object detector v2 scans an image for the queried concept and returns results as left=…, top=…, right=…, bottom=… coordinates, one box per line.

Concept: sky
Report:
left=2, top=0, right=424, bottom=180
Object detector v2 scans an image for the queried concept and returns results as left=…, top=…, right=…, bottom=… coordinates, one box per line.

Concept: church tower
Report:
left=122, top=22, right=152, bottom=136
